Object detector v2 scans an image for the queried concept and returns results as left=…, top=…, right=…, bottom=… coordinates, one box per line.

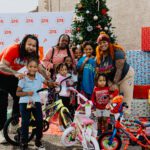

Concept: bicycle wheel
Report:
left=61, top=126, right=77, bottom=147
left=141, top=135, right=150, bottom=150
left=3, top=115, right=35, bottom=146
left=85, top=136, right=100, bottom=150
left=60, top=108, right=73, bottom=131
left=42, top=119, right=49, bottom=132
left=98, top=132, right=122, bottom=150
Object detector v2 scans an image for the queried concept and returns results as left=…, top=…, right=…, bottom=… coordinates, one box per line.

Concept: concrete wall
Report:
left=38, top=0, right=150, bottom=50
left=107, top=0, right=150, bottom=50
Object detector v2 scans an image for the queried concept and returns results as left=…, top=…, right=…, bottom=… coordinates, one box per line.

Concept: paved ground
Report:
left=0, top=96, right=142, bottom=150
left=0, top=134, right=142, bottom=150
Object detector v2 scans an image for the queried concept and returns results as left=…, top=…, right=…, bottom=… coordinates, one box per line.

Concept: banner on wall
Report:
left=0, top=12, right=73, bottom=58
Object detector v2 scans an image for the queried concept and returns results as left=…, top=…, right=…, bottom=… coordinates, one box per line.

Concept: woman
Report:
left=42, top=34, right=75, bottom=79
left=0, top=34, right=49, bottom=143
left=96, top=31, right=134, bottom=114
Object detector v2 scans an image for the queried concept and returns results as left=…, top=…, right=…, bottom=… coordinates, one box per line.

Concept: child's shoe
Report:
left=34, top=140, right=45, bottom=150
left=20, top=143, right=28, bottom=150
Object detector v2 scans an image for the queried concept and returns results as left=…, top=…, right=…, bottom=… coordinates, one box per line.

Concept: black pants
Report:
left=0, top=74, right=19, bottom=130
left=20, top=103, right=43, bottom=144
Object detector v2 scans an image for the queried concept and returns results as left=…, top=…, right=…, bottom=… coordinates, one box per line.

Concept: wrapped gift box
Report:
left=126, top=50, right=150, bottom=85
left=133, top=85, right=150, bottom=99
left=131, top=99, right=150, bottom=117
left=141, top=27, right=150, bottom=51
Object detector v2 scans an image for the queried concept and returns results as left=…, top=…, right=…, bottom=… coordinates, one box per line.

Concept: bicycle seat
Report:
left=134, top=120, right=150, bottom=128
left=79, top=115, right=94, bottom=125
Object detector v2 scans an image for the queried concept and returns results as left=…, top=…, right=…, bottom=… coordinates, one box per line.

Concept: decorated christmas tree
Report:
left=71, top=0, right=116, bottom=46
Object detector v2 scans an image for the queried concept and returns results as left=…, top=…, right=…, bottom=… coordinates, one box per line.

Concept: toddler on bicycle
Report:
left=16, top=57, right=58, bottom=150
left=91, top=73, right=118, bottom=135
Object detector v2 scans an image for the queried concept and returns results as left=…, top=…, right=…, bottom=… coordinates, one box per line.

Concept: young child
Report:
left=72, top=46, right=83, bottom=65
left=55, top=63, right=73, bottom=113
left=91, top=74, right=118, bottom=135
left=77, top=41, right=96, bottom=99
left=16, top=57, right=57, bottom=150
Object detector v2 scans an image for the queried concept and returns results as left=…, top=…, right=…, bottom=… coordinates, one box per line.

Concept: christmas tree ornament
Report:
left=111, top=34, right=114, bottom=38
left=77, top=44, right=80, bottom=49
left=104, top=26, right=108, bottom=30
left=93, top=15, right=98, bottom=21
left=76, top=33, right=81, bottom=38
left=72, top=15, right=77, bottom=22
left=96, top=25, right=102, bottom=29
left=86, top=10, right=90, bottom=14
left=79, top=36, right=83, bottom=41
left=77, top=16, right=84, bottom=23
left=87, top=25, right=93, bottom=32
left=77, top=3, right=83, bottom=10
left=101, top=8, right=107, bottom=15
left=72, top=0, right=116, bottom=44
left=96, top=0, right=100, bottom=11
left=76, top=27, right=80, bottom=31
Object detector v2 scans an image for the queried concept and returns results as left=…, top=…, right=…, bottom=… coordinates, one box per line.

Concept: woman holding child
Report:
left=95, top=31, right=134, bottom=113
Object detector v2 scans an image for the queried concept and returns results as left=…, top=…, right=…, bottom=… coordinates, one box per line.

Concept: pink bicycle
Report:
left=61, top=87, right=100, bottom=150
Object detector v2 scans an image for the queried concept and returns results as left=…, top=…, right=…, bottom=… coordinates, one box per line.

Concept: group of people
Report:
left=0, top=32, right=134, bottom=150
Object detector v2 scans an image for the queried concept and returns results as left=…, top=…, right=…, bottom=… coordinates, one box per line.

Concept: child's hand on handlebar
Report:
left=48, top=82, right=59, bottom=87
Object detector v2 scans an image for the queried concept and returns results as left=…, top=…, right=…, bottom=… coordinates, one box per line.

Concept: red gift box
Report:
left=133, top=85, right=150, bottom=99
left=141, top=27, right=150, bottom=51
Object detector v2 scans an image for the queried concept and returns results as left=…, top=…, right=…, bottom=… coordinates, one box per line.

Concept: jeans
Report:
left=19, top=102, right=43, bottom=144
left=0, top=74, right=19, bottom=130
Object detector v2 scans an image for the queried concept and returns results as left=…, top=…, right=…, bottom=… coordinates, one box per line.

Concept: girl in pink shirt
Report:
left=55, top=63, right=73, bottom=113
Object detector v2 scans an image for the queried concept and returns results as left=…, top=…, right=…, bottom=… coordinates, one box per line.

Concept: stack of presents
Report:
left=120, top=27, right=150, bottom=140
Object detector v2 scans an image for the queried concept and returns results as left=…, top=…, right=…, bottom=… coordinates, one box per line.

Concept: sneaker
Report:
left=20, top=143, right=28, bottom=150
left=34, top=140, right=45, bottom=150
left=0, top=130, right=7, bottom=144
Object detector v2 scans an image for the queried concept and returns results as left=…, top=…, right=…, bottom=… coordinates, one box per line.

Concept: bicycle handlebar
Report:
left=36, top=75, right=72, bottom=94
left=36, top=88, right=48, bottom=93
left=57, top=75, right=72, bottom=93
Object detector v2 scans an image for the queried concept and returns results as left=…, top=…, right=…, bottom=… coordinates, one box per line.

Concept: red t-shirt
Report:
left=0, top=44, right=26, bottom=75
left=91, top=86, right=119, bottom=110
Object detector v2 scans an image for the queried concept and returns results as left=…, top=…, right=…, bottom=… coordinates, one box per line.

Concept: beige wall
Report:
left=107, top=0, right=150, bottom=50
left=39, top=0, right=150, bottom=50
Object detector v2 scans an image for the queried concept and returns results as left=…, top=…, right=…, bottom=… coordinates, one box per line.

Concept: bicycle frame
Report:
left=109, top=113, right=150, bottom=149
left=43, top=99, right=69, bottom=123
left=67, top=87, right=98, bottom=148
left=71, top=112, right=96, bottom=149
